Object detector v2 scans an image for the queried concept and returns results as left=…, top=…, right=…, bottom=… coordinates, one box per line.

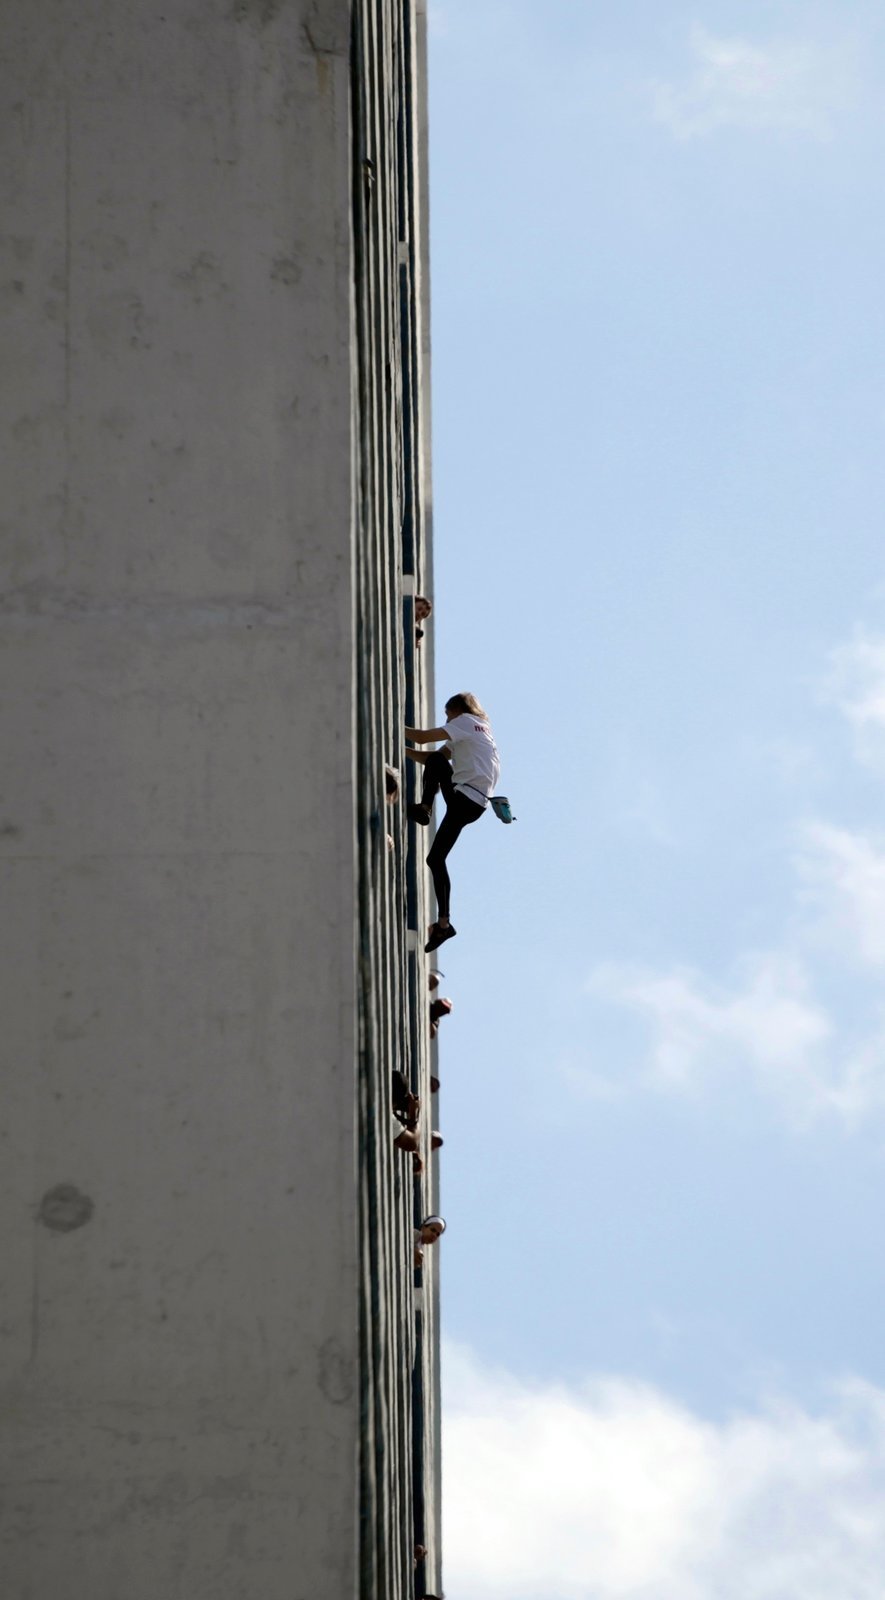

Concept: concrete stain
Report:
left=38, top=1183, right=95, bottom=1233
left=81, top=230, right=130, bottom=271
left=270, top=255, right=302, bottom=287
left=85, top=291, right=152, bottom=353
left=175, top=251, right=228, bottom=302
left=317, top=1337, right=353, bottom=1404
left=54, top=1006, right=100, bottom=1042
left=99, top=405, right=134, bottom=439
left=231, top=0, right=284, bottom=31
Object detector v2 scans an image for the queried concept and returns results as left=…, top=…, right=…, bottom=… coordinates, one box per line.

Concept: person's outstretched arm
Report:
left=405, top=724, right=449, bottom=744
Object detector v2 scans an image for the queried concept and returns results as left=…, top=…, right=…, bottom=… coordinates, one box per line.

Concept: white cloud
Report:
left=575, top=624, right=885, bottom=1127
left=444, top=1343, right=885, bottom=1600
left=586, top=948, right=885, bottom=1126
left=588, top=952, right=834, bottom=1111
left=798, top=821, right=885, bottom=967
left=651, top=26, right=856, bottom=141
left=826, top=630, right=885, bottom=763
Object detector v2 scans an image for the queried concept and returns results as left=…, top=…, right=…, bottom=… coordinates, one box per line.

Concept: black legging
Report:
left=421, top=750, right=484, bottom=920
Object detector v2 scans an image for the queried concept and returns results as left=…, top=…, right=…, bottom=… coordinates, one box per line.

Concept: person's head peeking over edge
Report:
left=417, top=1215, right=446, bottom=1244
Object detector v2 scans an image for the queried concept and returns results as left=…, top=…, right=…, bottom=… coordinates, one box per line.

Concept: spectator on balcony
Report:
left=405, top=693, right=500, bottom=952
left=385, top=765, right=400, bottom=852
left=414, top=1214, right=445, bottom=1266
left=392, top=1071, right=424, bottom=1166
left=392, top=1069, right=419, bottom=1130
left=415, top=594, right=432, bottom=644
left=429, top=994, right=452, bottom=1039
left=416, top=1215, right=445, bottom=1243
left=394, top=1121, right=420, bottom=1156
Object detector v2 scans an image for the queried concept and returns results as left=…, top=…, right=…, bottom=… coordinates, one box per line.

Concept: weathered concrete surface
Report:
left=0, top=2, right=360, bottom=1595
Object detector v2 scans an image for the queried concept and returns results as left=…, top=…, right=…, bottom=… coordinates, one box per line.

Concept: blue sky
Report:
left=426, top=3, right=885, bottom=1594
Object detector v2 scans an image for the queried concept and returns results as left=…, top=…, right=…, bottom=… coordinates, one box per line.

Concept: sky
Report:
left=425, top=3, right=885, bottom=1595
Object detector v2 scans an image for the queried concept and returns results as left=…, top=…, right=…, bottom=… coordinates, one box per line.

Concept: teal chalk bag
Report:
left=490, top=796, right=516, bottom=824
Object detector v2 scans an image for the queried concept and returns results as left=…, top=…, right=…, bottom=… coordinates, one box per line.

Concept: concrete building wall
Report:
left=0, top=2, right=438, bottom=1595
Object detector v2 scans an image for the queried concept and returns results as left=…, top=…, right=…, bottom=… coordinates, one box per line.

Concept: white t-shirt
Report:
left=446, top=713, right=500, bottom=807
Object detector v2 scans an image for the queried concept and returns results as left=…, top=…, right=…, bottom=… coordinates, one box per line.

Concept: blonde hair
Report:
left=445, top=692, right=488, bottom=721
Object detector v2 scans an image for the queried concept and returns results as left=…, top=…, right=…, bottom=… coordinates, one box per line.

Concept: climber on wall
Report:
left=405, top=692, right=500, bottom=953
